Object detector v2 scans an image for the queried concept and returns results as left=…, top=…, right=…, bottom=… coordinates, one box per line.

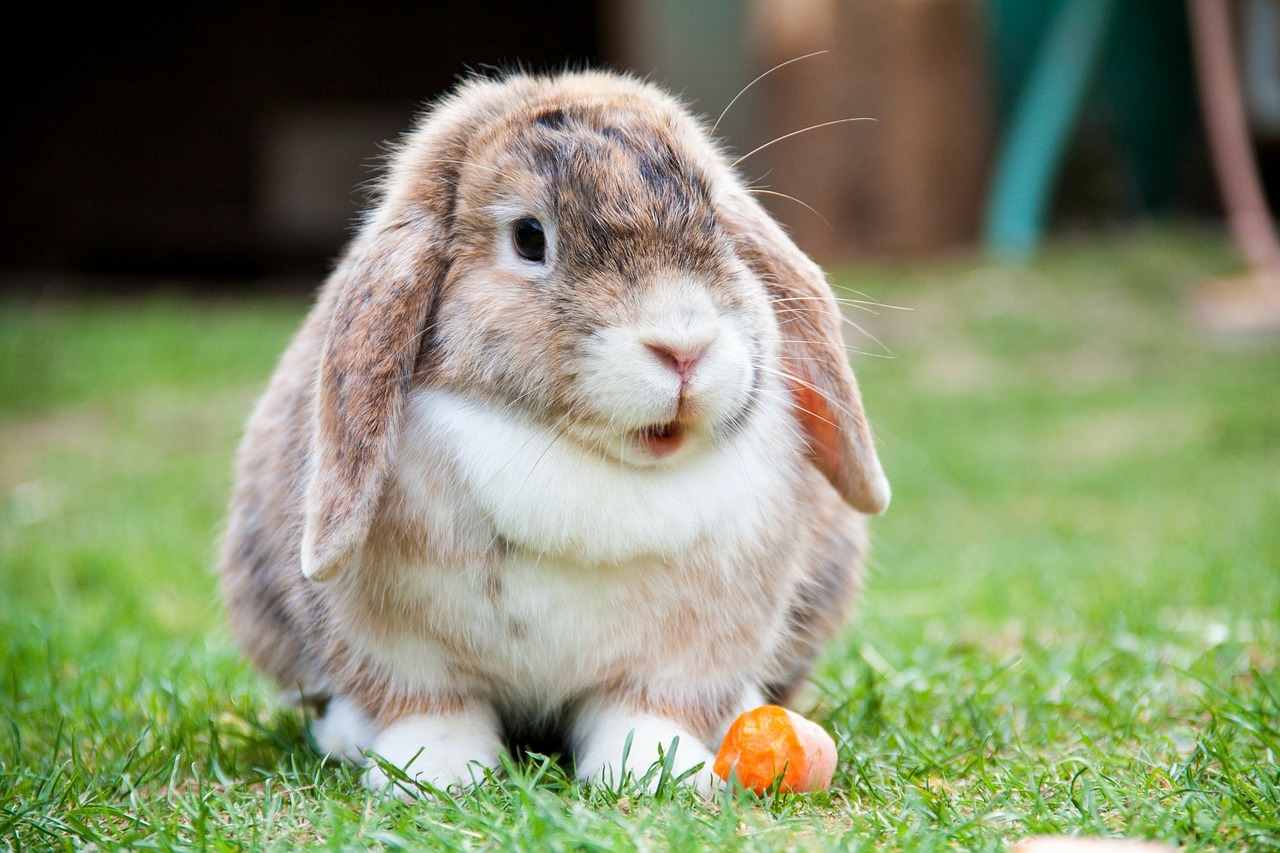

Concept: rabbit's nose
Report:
left=644, top=341, right=709, bottom=383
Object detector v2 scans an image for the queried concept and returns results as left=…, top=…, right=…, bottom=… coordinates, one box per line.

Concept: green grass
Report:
left=3, top=228, right=1278, bottom=850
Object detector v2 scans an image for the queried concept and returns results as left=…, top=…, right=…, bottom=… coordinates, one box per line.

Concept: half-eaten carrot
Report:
left=713, top=705, right=837, bottom=794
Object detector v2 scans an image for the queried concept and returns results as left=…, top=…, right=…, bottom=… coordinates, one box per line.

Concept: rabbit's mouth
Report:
left=636, top=421, right=686, bottom=458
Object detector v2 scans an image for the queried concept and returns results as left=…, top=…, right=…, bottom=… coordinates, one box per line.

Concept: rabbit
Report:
left=219, top=68, right=889, bottom=798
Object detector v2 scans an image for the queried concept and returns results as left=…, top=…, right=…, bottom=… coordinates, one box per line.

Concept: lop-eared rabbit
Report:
left=221, top=69, right=889, bottom=797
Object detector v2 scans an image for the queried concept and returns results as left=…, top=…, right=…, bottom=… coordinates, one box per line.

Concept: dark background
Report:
left=3, top=2, right=1276, bottom=293
left=3, top=3, right=604, bottom=287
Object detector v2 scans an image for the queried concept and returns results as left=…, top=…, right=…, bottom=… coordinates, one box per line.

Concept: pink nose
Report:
left=645, top=342, right=707, bottom=381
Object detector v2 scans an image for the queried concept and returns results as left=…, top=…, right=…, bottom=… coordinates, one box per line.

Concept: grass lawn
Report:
left=2, top=227, right=1277, bottom=850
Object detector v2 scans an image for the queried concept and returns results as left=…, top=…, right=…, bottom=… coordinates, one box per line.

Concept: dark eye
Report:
left=512, top=217, right=546, bottom=263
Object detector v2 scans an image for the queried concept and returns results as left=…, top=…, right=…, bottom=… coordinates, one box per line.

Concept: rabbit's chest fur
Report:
left=330, top=386, right=806, bottom=707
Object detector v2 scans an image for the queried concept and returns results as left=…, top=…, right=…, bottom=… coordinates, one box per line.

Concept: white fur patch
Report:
left=402, top=381, right=798, bottom=564
left=363, top=706, right=504, bottom=798
left=356, top=372, right=803, bottom=711
left=310, top=695, right=374, bottom=764
left=572, top=699, right=717, bottom=796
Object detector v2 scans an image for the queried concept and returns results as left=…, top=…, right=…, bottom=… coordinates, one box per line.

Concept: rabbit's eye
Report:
left=512, top=218, right=547, bottom=263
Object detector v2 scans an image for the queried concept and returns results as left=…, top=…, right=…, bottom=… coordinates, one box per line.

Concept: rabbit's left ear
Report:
left=720, top=190, right=890, bottom=515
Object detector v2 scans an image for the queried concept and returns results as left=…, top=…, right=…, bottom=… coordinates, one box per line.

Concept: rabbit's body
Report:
left=221, top=69, right=887, bottom=796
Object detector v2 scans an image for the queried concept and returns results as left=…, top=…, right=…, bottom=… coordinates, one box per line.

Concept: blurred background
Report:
left=3, top=0, right=1277, bottom=292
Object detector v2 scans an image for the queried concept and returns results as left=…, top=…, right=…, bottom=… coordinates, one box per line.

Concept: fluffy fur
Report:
left=220, top=69, right=889, bottom=797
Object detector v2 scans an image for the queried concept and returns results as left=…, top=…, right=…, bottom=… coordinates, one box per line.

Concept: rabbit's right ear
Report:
left=299, top=218, right=447, bottom=581
left=298, top=98, right=477, bottom=581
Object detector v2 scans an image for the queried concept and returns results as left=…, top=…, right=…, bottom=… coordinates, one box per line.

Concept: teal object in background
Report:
left=984, top=0, right=1115, bottom=258
left=984, top=0, right=1198, bottom=258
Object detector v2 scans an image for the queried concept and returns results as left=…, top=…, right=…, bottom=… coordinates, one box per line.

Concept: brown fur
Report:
left=622, top=688, right=749, bottom=746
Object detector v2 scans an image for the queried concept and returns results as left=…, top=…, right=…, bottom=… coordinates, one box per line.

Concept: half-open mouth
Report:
left=636, top=421, right=686, bottom=457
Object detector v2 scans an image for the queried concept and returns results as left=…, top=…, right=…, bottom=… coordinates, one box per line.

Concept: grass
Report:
left=2, top=227, right=1278, bottom=850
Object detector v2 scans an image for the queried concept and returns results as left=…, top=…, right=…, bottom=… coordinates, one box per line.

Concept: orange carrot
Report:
left=713, top=705, right=837, bottom=794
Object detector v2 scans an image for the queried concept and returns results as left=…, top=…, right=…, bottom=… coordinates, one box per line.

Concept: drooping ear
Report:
left=720, top=190, right=891, bottom=515
left=299, top=219, right=448, bottom=581
left=295, top=76, right=517, bottom=581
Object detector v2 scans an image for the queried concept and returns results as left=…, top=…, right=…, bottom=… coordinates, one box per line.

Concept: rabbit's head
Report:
left=300, top=71, right=889, bottom=582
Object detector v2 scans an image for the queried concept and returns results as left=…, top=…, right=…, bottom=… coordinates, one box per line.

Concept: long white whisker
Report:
left=732, top=118, right=877, bottom=169
left=711, top=50, right=830, bottom=137
left=829, top=315, right=891, bottom=355
left=757, top=363, right=853, bottom=422
left=755, top=366, right=843, bottom=431
left=747, top=189, right=831, bottom=230
left=768, top=294, right=913, bottom=313
left=473, top=386, right=558, bottom=492
left=516, top=424, right=565, bottom=496
left=770, top=297, right=885, bottom=318
left=839, top=286, right=909, bottom=307
left=774, top=309, right=895, bottom=353
left=774, top=310, right=894, bottom=356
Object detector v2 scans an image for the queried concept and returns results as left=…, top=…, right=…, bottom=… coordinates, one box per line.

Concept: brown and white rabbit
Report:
left=219, top=69, right=889, bottom=797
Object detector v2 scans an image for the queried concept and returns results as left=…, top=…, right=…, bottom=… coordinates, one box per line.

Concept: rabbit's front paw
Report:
left=363, top=707, right=503, bottom=799
left=574, top=704, right=717, bottom=797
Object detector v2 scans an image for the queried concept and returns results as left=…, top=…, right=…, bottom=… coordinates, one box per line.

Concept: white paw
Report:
left=309, top=695, right=374, bottom=764
left=573, top=704, right=717, bottom=797
left=362, top=707, right=504, bottom=799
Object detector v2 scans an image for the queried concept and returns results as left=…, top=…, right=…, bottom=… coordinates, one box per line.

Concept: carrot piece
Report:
left=713, top=705, right=837, bottom=794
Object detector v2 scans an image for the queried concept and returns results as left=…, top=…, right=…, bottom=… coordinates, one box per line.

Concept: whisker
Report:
left=768, top=297, right=901, bottom=338
left=768, top=294, right=913, bottom=313
left=760, top=362, right=891, bottom=435
left=732, top=118, right=877, bottom=169
left=773, top=310, right=895, bottom=356
left=474, top=386, right=558, bottom=493
left=752, top=388, right=812, bottom=447
left=773, top=325, right=896, bottom=350
left=774, top=338, right=895, bottom=359
left=711, top=50, right=830, bottom=137
left=840, top=286, right=909, bottom=307
left=771, top=298, right=884, bottom=319
left=755, top=366, right=843, bottom=432
left=830, top=315, right=892, bottom=354
left=747, top=188, right=831, bottom=230
left=516, top=423, right=565, bottom=496
left=767, top=348, right=828, bottom=362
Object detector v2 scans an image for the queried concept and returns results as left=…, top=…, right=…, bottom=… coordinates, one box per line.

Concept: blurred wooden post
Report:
left=747, top=0, right=994, bottom=261
left=604, top=0, right=994, bottom=263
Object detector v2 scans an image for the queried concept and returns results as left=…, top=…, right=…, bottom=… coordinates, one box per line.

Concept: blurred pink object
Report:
left=1012, top=837, right=1176, bottom=853
left=1187, top=0, right=1280, bottom=332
